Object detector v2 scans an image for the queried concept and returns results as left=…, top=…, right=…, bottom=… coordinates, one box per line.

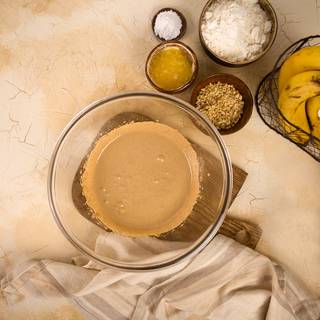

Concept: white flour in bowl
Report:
left=201, top=0, right=272, bottom=63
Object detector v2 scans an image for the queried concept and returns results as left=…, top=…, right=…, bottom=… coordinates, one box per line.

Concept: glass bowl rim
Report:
left=47, top=91, right=233, bottom=271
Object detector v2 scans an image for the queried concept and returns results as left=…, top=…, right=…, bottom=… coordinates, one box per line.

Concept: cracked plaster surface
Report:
left=0, top=0, right=319, bottom=302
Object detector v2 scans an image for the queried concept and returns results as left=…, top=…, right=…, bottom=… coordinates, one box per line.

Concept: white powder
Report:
left=154, top=10, right=182, bottom=41
left=201, top=0, right=272, bottom=63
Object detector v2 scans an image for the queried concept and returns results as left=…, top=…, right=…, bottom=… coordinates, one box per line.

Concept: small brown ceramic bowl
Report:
left=145, top=41, right=198, bottom=94
left=191, top=74, right=253, bottom=135
left=199, top=0, right=278, bottom=67
left=152, top=8, right=187, bottom=41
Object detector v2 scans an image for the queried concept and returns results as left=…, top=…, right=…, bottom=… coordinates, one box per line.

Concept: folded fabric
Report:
left=1, top=234, right=319, bottom=320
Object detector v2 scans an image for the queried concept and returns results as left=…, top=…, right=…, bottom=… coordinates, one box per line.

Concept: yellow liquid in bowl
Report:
left=149, top=46, right=193, bottom=91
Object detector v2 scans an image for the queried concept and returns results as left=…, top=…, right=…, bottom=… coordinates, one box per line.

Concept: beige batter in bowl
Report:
left=80, top=121, right=200, bottom=237
left=48, top=92, right=233, bottom=271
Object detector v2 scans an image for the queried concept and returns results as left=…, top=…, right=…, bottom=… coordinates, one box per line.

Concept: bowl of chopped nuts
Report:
left=191, top=74, right=253, bottom=135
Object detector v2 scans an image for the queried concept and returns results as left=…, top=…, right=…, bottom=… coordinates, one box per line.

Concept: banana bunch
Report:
left=278, top=46, right=320, bottom=146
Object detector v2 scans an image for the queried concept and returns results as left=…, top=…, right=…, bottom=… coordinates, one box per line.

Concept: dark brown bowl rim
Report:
left=145, top=41, right=199, bottom=94
left=198, top=0, right=278, bottom=67
left=191, top=73, right=253, bottom=135
left=152, top=7, right=187, bottom=41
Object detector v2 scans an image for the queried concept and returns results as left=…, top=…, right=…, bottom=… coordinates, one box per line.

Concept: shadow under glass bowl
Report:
left=199, top=0, right=278, bottom=67
left=48, top=92, right=233, bottom=271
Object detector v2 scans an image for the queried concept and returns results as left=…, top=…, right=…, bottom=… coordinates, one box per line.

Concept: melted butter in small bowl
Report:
left=145, top=41, right=198, bottom=93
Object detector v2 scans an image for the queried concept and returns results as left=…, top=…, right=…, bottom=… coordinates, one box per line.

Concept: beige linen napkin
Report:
left=1, top=234, right=319, bottom=320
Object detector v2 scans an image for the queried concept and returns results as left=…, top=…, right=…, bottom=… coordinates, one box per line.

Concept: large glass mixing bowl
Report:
left=48, top=92, right=233, bottom=271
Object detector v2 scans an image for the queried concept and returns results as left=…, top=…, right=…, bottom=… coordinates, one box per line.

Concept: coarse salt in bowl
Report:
left=152, top=8, right=187, bottom=41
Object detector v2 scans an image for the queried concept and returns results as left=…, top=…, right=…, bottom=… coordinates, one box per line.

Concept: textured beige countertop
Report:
left=0, top=0, right=319, bottom=302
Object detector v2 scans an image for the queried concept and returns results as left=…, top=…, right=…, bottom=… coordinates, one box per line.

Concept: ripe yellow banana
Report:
left=278, top=46, right=320, bottom=93
left=280, top=101, right=310, bottom=145
left=278, top=70, right=320, bottom=145
left=306, top=95, right=320, bottom=146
